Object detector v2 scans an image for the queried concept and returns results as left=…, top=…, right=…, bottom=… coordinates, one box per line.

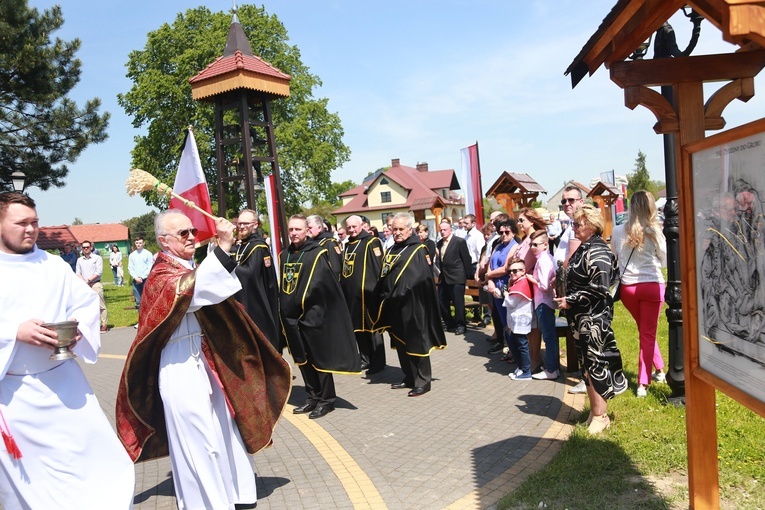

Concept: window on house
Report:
left=380, top=178, right=389, bottom=185
left=381, top=191, right=391, bottom=203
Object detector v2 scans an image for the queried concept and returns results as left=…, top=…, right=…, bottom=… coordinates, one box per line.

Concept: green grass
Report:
left=498, top=301, right=765, bottom=509
left=101, top=257, right=140, bottom=328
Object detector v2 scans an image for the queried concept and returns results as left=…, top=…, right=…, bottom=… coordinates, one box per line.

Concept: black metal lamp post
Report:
left=629, top=8, right=703, bottom=405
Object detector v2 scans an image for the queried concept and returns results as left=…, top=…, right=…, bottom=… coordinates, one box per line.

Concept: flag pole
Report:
left=474, top=141, right=485, bottom=227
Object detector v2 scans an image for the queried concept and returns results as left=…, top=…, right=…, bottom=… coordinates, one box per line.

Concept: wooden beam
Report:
left=727, top=4, right=765, bottom=47
left=675, top=79, right=720, bottom=510
left=704, top=77, right=755, bottom=130
left=610, top=50, right=765, bottom=87
left=624, top=85, right=679, bottom=133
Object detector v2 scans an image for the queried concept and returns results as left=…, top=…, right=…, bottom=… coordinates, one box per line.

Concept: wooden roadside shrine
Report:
left=588, top=181, right=622, bottom=241
left=566, top=2, right=765, bottom=509
left=484, top=172, right=547, bottom=219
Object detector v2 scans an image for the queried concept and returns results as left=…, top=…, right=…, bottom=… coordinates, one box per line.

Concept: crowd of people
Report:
left=0, top=187, right=669, bottom=508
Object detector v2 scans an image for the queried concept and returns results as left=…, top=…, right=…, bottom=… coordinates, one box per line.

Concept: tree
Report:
left=71, top=217, right=83, bottom=225
left=121, top=211, right=158, bottom=252
left=118, top=5, right=350, bottom=215
left=0, top=0, right=110, bottom=191
left=626, top=150, right=652, bottom=198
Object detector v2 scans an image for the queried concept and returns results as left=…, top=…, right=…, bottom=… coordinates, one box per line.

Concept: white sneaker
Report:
left=568, top=379, right=586, bottom=394
left=636, top=386, right=647, bottom=398
left=652, top=370, right=666, bottom=383
left=532, top=369, right=560, bottom=380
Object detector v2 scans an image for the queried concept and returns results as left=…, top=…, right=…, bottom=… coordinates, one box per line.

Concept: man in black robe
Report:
left=279, top=215, right=361, bottom=419
left=340, top=215, right=386, bottom=376
left=307, top=214, right=342, bottom=279
left=372, top=213, right=447, bottom=396
left=233, top=209, right=281, bottom=350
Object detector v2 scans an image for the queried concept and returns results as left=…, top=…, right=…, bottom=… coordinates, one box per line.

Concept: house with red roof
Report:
left=68, top=224, right=130, bottom=255
left=37, top=225, right=79, bottom=251
left=332, top=159, right=465, bottom=233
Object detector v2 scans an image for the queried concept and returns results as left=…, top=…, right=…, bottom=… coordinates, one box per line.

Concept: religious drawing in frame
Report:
left=687, top=117, right=765, bottom=409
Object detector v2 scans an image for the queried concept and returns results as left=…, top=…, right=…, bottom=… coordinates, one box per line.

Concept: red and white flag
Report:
left=170, top=128, right=216, bottom=246
left=460, top=142, right=485, bottom=227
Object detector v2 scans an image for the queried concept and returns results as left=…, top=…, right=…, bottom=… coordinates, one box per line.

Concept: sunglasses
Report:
left=530, top=242, right=546, bottom=248
left=572, top=222, right=581, bottom=229
left=165, top=228, right=199, bottom=240
left=516, top=217, right=526, bottom=224
left=498, top=230, right=513, bottom=235
left=561, top=197, right=579, bottom=205
left=509, top=268, right=525, bottom=274
left=81, top=245, right=92, bottom=250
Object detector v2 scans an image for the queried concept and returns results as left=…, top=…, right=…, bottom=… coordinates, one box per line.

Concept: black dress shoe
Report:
left=365, top=366, right=385, bottom=376
left=454, top=326, right=466, bottom=335
left=308, top=405, right=334, bottom=419
left=293, top=403, right=317, bottom=414
left=488, top=343, right=504, bottom=354
left=408, top=386, right=430, bottom=397
left=391, top=382, right=412, bottom=389
left=359, top=362, right=370, bottom=371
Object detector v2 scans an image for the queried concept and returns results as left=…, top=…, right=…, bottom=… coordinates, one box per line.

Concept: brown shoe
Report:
left=100, top=325, right=108, bottom=332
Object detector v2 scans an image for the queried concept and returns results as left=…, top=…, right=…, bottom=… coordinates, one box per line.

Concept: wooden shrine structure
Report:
left=588, top=181, right=623, bottom=241
left=484, top=172, right=547, bottom=218
left=567, top=1, right=765, bottom=508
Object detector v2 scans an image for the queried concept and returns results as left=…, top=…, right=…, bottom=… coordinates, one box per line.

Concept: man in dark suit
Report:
left=436, top=218, right=473, bottom=335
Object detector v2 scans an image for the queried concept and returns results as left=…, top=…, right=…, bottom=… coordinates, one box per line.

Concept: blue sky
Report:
left=29, top=0, right=765, bottom=226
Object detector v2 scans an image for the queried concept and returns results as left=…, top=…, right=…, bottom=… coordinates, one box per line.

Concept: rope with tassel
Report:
left=125, top=168, right=218, bottom=221
left=0, top=408, right=21, bottom=459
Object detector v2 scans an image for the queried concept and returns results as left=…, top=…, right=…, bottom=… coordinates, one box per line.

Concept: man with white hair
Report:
left=340, top=215, right=386, bottom=375
left=372, top=213, right=446, bottom=396
left=117, top=209, right=291, bottom=510
left=307, top=214, right=342, bottom=279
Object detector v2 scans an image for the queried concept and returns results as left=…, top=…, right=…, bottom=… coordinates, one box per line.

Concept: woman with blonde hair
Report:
left=556, top=204, right=627, bottom=434
left=610, top=191, right=667, bottom=398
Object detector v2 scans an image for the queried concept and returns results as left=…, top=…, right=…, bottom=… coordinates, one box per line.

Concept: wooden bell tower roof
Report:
left=189, top=13, right=291, bottom=101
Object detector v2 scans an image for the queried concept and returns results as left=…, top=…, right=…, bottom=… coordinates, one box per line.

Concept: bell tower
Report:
left=189, top=11, right=290, bottom=248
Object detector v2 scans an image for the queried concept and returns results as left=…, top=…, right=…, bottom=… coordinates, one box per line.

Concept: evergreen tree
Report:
left=626, top=150, right=652, bottom=198
left=0, top=0, right=109, bottom=191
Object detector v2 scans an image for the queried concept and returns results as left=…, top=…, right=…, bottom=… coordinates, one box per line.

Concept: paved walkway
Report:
left=83, top=323, right=586, bottom=510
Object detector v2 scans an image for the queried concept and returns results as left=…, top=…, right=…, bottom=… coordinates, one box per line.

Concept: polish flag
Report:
left=170, top=128, right=216, bottom=246
left=460, top=142, right=485, bottom=227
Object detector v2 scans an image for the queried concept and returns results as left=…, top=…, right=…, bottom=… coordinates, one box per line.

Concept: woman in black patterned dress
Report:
left=555, top=204, right=627, bottom=434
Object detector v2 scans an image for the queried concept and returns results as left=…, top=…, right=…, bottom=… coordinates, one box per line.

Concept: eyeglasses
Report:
left=237, top=222, right=255, bottom=227
left=498, top=230, right=512, bottom=235
left=572, top=222, right=581, bottom=229
left=516, top=217, right=526, bottom=224
left=530, top=242, right=546, bottom=248
left=164, top=228, right=198, bottom=240
left=561, top=197, right=579, bottom=205
left=509, top=268, right=525, bottom=274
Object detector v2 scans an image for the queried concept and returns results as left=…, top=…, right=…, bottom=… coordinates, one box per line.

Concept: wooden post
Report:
left=676, top=80, right=719, bottom=509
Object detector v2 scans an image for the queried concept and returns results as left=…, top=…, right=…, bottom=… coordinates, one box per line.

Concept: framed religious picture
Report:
left=684, top=117, right=765, bottom=414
